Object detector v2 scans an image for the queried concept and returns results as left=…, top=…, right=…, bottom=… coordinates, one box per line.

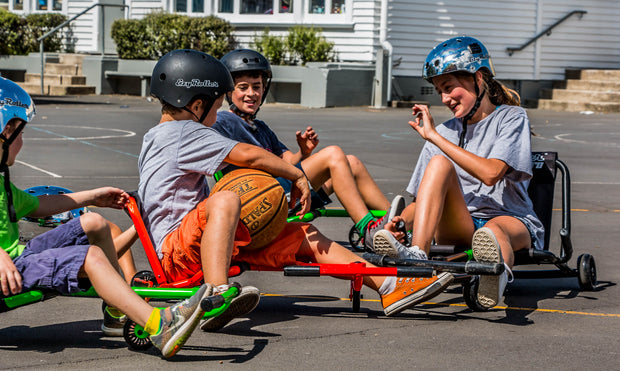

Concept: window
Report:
left=310, top=0, right=344, bottom=14
left=0, top=0, right=8, bottom=10
left=13, top=0, right=23, bottom=9
left=219, top=0, right=232, bottom=12
left=279, top=0, right=291, bottom=13
left=240, top=0, right=271, bottom=14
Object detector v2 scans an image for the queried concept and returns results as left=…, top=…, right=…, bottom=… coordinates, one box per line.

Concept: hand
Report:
left=295, top=126, right=319, bottom=158
left=90, top=187, right=130, bottom=209
left=1, top=249, right=22, bottom=296
left=384, top=216, right=407, bottom=243
left=408, top=104, right=437, bottom=141
left=289, top=175, right=311, bottom=216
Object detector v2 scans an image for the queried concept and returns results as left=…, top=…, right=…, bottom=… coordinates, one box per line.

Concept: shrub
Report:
left=251, top=28, right=286, bottom=65
left=251, top=26, right=335, bottom=66
left=286, top=26, right=334, bottom=65
left=111, top=12, right=236, bottom=60
left=0, top=9, right=66, bottom=55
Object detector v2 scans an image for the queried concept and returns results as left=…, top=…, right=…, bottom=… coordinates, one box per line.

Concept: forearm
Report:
left=282, top=150, right=304, bottom=165
left=29, top=192, right=92, bottom=218
left=227, top=143, right=305, bottom=181
left=429, top=133, right=507, bottom=186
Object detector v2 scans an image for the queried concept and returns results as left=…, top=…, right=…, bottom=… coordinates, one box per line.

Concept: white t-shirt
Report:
left=138, top=119, right=238, bottom=256
left=406, top=105, right=544, bottom=248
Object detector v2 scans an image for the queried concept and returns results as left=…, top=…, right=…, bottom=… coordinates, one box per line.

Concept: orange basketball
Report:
left=210, top=168, right=288, bottom=250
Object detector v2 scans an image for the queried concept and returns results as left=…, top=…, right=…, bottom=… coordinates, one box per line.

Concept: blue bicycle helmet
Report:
left=22, top=186, right=88, bottom=226
left=423, top=36, right=495, bottom=81
left=0, top=77, right=36, bottom=133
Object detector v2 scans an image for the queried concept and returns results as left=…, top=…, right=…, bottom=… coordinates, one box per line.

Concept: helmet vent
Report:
left=159, top=73, right=166, bottom=81
left=242, top=58, right=249, bottom=63
left=469, top=43, right=482, bottom=54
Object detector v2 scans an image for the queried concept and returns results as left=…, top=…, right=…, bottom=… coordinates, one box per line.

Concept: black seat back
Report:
left=527, top=152, right=557, bottom=250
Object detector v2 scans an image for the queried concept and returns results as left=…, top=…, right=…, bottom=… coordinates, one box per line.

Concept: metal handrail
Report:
left=506, top=10, right=587, bottom=56
left=37, top=3, right=127, bottom=94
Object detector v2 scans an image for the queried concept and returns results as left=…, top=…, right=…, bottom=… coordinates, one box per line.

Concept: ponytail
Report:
left=480, top=69, right=521, bottom=106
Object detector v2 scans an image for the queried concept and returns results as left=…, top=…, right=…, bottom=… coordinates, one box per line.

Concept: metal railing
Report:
left=36, top=3, right=127, bottom=94
left=506, top=10, right=587, bottom=56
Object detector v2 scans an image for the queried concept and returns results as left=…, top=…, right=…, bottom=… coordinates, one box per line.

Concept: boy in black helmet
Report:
left=140, top=49, right=454, bottom=332
left=214, top=49, right=402, bottom=251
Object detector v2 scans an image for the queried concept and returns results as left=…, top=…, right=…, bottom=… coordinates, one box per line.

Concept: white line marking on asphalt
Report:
left=15, top=160, right=62, bottom=178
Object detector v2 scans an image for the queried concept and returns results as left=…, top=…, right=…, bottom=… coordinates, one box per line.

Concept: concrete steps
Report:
left=19, top=53, right=95, bottom=96
left=538, top=69, right=620, bottom=113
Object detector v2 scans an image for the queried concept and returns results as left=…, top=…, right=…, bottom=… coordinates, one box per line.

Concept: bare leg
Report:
left=80, top=213, right=120, bottom=272
left=483, top=216, right=531, bottom=268
left=302, top=146, right=383, bottom=223
left=109, top=223, right=138, bottom=284
left=296, top=224, right=384, bottom=291
left=80, top=246, right=152, bottom=327
left=200, top=191, right=240, bottom=286
left=411, top=155, right=474, bottom=253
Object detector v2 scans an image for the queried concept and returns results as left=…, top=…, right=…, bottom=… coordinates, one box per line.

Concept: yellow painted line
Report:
left=260, top=293, right=620, bottom=318
left=553, top=208, right=620, bottom=213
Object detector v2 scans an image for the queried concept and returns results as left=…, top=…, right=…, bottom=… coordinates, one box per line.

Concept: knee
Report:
left=427, top=155, right=457, bottom=177
left=83, top=244, right=108, bottom=269
left=322, top=145, right=347, bottom=165
left=346, top=154, right=363, bottom=171
left=206, top=190, right=241, bottom=214
left=79, top=213, right=109, bottom=235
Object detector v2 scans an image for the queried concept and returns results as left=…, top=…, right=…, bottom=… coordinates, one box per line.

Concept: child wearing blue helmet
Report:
left=372, top=36, right=544, bottom=309
left=0, top=77, right=211, bottom=358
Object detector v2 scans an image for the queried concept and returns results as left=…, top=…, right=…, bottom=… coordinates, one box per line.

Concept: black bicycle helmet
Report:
left=220, top=49, right=272, bottom=119
left=150, top=49, right=234, bottom=122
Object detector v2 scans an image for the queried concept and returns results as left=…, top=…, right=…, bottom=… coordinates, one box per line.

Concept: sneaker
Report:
left=364, top=195, right=406, bottom=251
left=372, top=229, right=428, bottom=260
left=471, top=227, right=504, bottom=309
left=102, top=306, right=127, bottom=337
left=200, top=285, right=260, bottom=332
left=381, top=272, right=454, bottom=316
left=150, top=283, right=213, bottom=358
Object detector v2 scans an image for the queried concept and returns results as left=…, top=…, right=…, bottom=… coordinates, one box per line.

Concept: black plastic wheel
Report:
left=124, top=319, right=152, bottom=350
left=577, top=253, right=597, bottom=291
left=130, top=270, right=157, bottom=288
left=462, top=276, right=490, bottom=312
left=348, top=226, right=365, bottom=252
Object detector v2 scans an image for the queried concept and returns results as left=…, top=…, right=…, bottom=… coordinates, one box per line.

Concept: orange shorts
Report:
left=160, top=198, right=312, bottom=282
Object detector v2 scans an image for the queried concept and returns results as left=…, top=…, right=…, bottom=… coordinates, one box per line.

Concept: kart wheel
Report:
left=131, top=270, right=157, bottom=288
left=124, top=319, right=152, bottom=351
left=348, top=226, right=365, bottom=252
left=463, top=276, right=490, bottom=312
left=577, top=254, right=597, bottom=291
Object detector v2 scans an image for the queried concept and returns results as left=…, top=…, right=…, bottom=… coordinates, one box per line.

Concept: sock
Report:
left=216, top=284, right=230, bottom=293
left=105, top=306, right=125, bottom=318
left=144, top=308, right=163, bottom=336
left=378, top=276, right=396, bottom=295
left=355, top=212, right=376, bottom=236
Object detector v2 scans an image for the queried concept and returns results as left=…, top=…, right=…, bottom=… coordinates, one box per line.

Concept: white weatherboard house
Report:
left=3, top=0, right=620, bottom=107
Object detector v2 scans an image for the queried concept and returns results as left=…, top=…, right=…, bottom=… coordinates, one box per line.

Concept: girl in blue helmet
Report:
left=372, top=36, right=544, bottom=309
left=0, top=77, right=211, bottom=358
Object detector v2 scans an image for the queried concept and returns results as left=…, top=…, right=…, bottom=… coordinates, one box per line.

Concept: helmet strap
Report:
left=181, top=98, right=215, bottom=124
left=0, top=121, right=25, bottom=222
left=230, top=103, right=258, bottom=124
left=458, top=76, right=485, bottom=148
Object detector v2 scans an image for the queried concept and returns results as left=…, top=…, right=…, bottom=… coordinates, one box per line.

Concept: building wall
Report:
left=387, top=0, right=620, bottom=80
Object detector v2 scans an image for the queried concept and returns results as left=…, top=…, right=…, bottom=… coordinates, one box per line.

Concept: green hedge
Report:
left=252, top=26, right=335, bottom=66
left=0, top=9, right=67, bottom=55
left=111, top=12, right=236, bottom=60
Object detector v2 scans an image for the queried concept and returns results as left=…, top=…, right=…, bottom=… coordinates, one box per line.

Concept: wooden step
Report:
left=25, top=73, right=87, bottom=86
left=19, top=82, right=96, bottom=96
left=537, top=99, right=620, bottom=113
left=44, top=63, right=82, bottom=75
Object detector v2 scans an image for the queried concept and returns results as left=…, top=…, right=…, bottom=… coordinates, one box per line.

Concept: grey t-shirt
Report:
left=406, top=105, right=544, bottom=248
left=138, top=120, right=238, bottom=256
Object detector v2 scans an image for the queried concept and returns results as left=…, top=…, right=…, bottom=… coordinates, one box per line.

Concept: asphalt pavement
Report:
left=1, top=95, right=619, bottom=370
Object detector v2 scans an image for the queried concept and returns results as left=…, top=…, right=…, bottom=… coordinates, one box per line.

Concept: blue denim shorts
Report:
left=13, top=217, right=91, bottom=295
left=472, top=216, right=538, bottom=249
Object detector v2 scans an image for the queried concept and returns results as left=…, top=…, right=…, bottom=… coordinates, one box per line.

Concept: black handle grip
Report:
left=284, top=266, right=321, bottom=276
left=463, top=261, right=505, bottom=275
left=396, top=267, right=435, bottom=277
left=201, top=294, right=225, bottom=312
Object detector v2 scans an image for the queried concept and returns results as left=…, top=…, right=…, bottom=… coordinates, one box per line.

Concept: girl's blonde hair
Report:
left=479, top=69, right=521, bottom=106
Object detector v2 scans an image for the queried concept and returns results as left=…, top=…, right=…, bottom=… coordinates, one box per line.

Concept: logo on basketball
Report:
left=210, top=168, right=287, bottom=250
